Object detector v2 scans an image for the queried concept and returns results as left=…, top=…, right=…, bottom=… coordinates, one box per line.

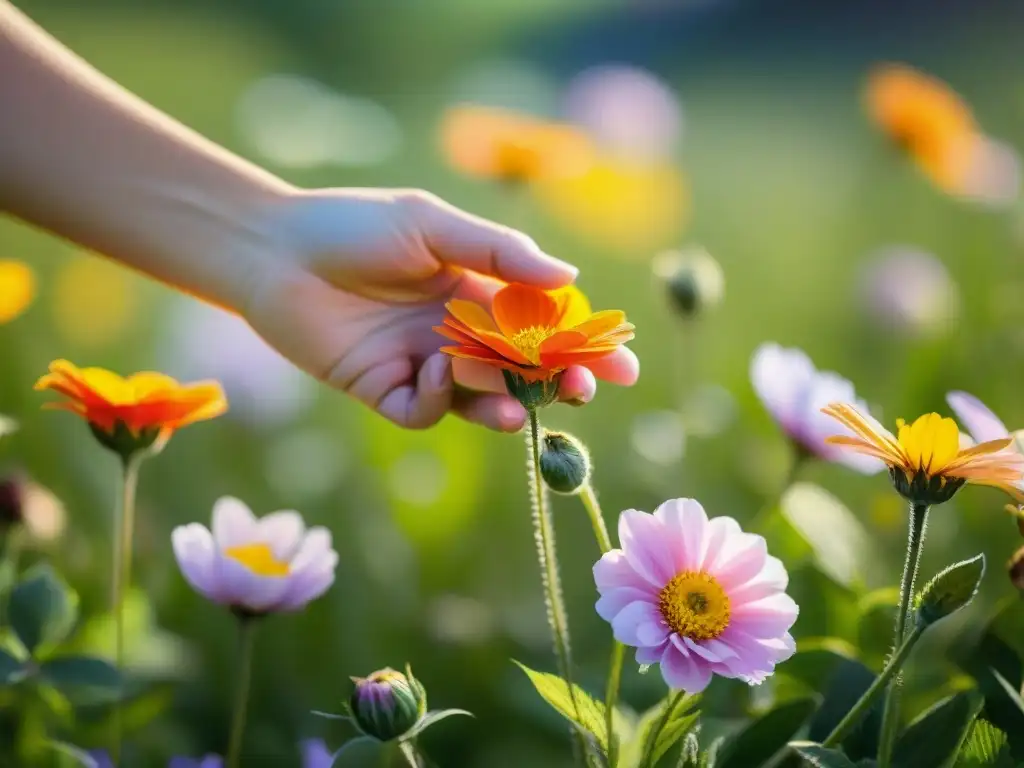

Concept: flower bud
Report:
left=349, top=666, right=427, bottom=742
left=540, top=431, right=591, bottom=495
left=915, top=554, right=985, bottom=628
left=653, top=246, right=724, bottom=320
left=502, top=371, right=560, bottom=410
left=89, top=422, right=164, bottom=463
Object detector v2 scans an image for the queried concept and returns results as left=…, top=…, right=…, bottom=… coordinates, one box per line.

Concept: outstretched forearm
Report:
left=0, top=1, right=292, bottom=310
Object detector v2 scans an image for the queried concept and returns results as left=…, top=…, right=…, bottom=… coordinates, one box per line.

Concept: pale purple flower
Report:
left=751, top=343, right=884, bottom=474
left=947, top=391, right=1024, bottom=493
left=172, top=497, right=338, bottom=614
left=857, top=247, right=959, bottom=339
left=594, top=499, right=798, bottom=693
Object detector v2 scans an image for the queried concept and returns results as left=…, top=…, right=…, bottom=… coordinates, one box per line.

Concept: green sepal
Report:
left=916, top=554, right=985, bottom=628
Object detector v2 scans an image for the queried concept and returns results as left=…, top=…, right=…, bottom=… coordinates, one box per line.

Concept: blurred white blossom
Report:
left=857, top=246, right=960, bottom=339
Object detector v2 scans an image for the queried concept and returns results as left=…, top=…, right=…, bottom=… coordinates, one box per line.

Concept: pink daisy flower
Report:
left=594, top=498, right=798, bottom=693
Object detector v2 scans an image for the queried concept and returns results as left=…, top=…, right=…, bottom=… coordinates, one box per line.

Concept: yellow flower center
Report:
left=224, top=543, right=290, bottom=578
left=658, top=570, right=731, bottom=641
left=510, top=325, right=555, bottom=365
left=895, top=413, right=961, bottom=475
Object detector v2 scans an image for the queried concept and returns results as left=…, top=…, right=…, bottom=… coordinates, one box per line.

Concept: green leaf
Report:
left=405, top=708, right=473, bottom=739
left=618, top=691, right=701, bottom=768
left=513, top=660, right=608, bottom=750
left=0, top=647, right=26, bottom=685
left=700, top=736, right=725, bottom=768
left=789, top=741, right=858, bottom=767
left=990, top=669, right=1024, bottom=718
left=807, top=658, right=881, bottom=762
left=892, top=691, right=983, bottom=768
left=916, top=555, right=985, bottom=628
left=781, top=482, right=873, bottom=588
left=330, top=736, right=386, bottom=768
left=45, top=741, right=104, bottom=768
left=954, top=718, right=1014, bottom=767
left=40, top=656, right=121, bottom=703
left=716, top=697, right=818, bottom=768
left=8, top=563, right=78, bottom=657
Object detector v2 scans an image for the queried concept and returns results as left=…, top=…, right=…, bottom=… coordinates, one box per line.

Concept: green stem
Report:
left=226, top=617, right=257, bottom=768
left=641, top=689, right=686, bottom=768
left=877, top=502, right=929, bottom=768
left=0, top=525, right=24, bottom=625
left=110, top=454, right=141, bottom=766
left=399, top=741, right=423, bottom=768
left=526, top=409, right=591, bottom=767
left=822, top=626, right=924, bottom=748
left=580, top=484, right=623, bottom=767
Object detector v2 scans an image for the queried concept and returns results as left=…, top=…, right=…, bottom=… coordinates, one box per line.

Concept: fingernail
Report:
left=542, top=252, right=579, bottom=280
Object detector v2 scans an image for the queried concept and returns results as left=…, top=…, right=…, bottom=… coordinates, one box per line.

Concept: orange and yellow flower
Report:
left=864, top=63, right=981, bottom=193
left=822, top=403, right=1024, bottom=505
left=434, top=283, right=634, bottom=383
left=440, top=105, right=594, bottom=184
left=35, top=360, right=227, bottom=438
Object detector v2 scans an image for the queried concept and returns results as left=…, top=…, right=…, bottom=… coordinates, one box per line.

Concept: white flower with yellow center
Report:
left=172, top=497, right=338, bottom=615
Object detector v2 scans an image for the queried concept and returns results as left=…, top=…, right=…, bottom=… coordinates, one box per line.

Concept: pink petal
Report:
left=660, top=642, right=713, bottom=693
left=705, top=525, right=767, bottom=590
left=619, top=509, right=675, bottom=586
left=612, top=600, right=665, bottom=647
left=684, top=636, right=734, bottom=663
left=730, top=593, right=799, bottom=639
left=728, top=556, right=789, bottom=605
left=596, top=587, right=653, bottom=622
left=947, top=391, right=1010, bottom=444
left=637, top=644, right=665, bottom=665
left=593, top=550, right=655, bottom=594
left=750, top=343, right=816, bottom=435
left=652, top=498, right=709, bottom=573
left=211, top=496, right=257, bottom=549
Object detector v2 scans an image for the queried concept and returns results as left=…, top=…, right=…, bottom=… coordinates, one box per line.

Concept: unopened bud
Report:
left=540, top=431, right=591, bottom=495
left=653, top=247, right=724, bottom=319
left=349, top=666, right=426, bottom=742
left=916, top=554, right=985, bottom=628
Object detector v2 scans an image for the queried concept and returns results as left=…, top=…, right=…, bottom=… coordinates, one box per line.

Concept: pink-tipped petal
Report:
left=728, top=555, right=789, bottom=605
left=618, top=509, right=676, bottom=586
left=730, top=593, right=800, bottom=639
left=704, top=524, right=767, bottom=590
left=652, top=498, right=709, bottom=572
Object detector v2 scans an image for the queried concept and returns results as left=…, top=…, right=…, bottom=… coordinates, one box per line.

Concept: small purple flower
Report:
left=172, top=496, right=338, bottom=615
left=751, top=343, right=884, bottom=474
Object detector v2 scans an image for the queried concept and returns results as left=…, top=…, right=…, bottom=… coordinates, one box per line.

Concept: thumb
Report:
left=406, top=192, right=578, bottom=288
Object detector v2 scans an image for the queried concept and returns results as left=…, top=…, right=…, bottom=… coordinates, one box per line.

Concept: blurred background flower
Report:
left=0, top=259, right=35, bottom=324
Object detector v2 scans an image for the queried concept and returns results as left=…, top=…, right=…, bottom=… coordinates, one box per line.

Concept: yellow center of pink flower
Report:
left=511, top=326, right=554, bottom=365
left=658, top=570, right=730, bottom=641
left=224, top=543, right=290, bottom=577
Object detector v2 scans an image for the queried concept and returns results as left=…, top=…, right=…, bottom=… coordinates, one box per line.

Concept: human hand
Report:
left=241, top=188, right=639, bottom=431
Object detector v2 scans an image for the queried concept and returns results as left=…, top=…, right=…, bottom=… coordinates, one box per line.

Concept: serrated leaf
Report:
left=916, top=555, right=985, bottom=628
left=40, top=656, right=121, bottom=703
left=807, top=658, right=881, bottom=762
left=716, top=697, right=818, bottom=768
left=789, top=741, right=857, bottom=767
left=513, top=660, right=608, bottom=749
left=618, top=691, right=701, bottom=768
left=954, top=718, right=1014, bottom=767
left=8, top=563, right=78, bottom=657
left=892, top=691, right=983, bottom=768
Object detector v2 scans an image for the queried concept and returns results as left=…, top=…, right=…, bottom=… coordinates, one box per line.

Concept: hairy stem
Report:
left=527, top=408, right=591, bottom=766
left=878, top=502, right=929, bottom=768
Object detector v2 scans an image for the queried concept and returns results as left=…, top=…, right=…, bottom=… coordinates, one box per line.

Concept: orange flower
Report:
left=440, top=105, right=594, bottom=184
left=864, top=63, right=981, bottom=193
left=35, top=360, right=227, bottom=439
left=434, top=283, right=634, bottom=383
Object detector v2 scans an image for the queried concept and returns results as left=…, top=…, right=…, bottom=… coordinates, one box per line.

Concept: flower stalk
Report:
left=110, top=452, right=142, bottom=765
left=641, top=689, right=687, bottom=768
left=226, top=615, right=258, bottom=768
left=877, top=502, right=929, bottom=768
left=526, top=408, right=590, bottom=766
left=822, top=625, right=924, bottom=749
left=579, top=483, right=623, bottom=767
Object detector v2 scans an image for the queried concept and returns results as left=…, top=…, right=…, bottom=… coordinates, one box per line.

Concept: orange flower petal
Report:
left=447, top=299, right=499, bottom=333
left=540, top=330, right=589, bottom=355
left=492, top=283, right=558, bottom=337
left=551, top=286, right=593, bottom=329
left=469, top=330, right=533, bottom=365
left=569, top=310, right=627, bottom=338
left=433, top=324, right=480, bottom=346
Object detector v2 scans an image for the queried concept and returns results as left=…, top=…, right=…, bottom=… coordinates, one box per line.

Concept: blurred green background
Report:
left=4, top=0, right=1024, bottom=765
